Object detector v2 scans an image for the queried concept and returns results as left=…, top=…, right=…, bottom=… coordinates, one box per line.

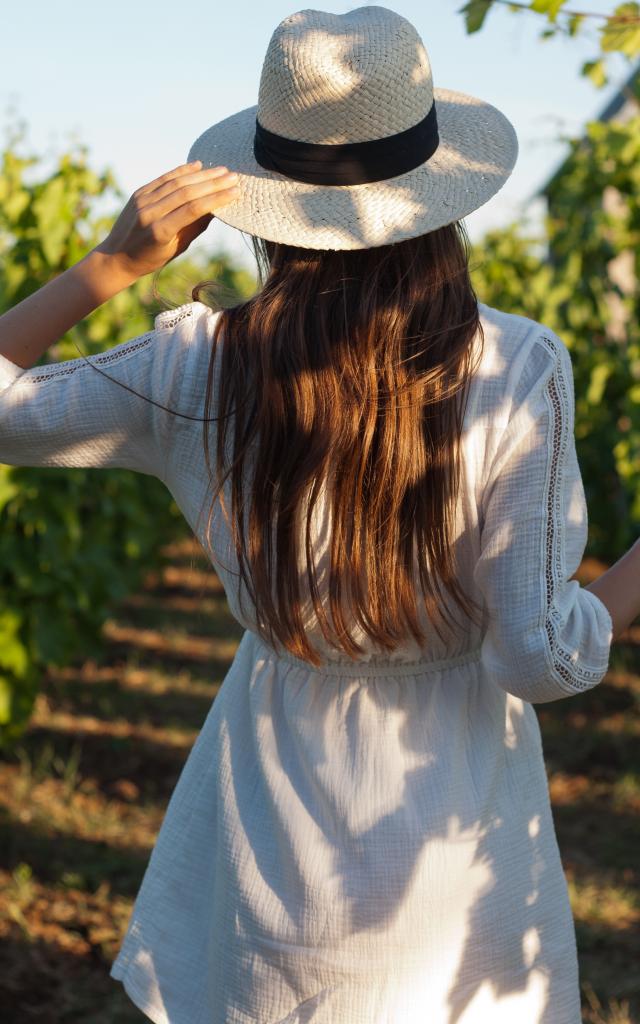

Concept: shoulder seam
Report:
left=154, top=301, right=213, bottom=332
left=11, top=331, right=156, bottom=387
left=155, top=303, right=198, bottom=331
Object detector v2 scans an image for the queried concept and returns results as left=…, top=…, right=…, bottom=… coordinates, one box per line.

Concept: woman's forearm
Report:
left=584, top=536, right=640, bottom=642
left=0, top=249, right=137, bottom=369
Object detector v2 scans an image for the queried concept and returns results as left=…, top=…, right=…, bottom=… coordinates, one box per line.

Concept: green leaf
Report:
left=587, top=362, right=613, bottom=406
left=600, top=3, right=640, bottom=56
left=458, top=0, right=494, bottom=33
left=0, top=469, right=20, bottom=513
left=0, top=677, right=12, bottom=724
left=530, top=0, right=566, bottom=21
left=32, top=176, right=72, bottom=266
left=568, top=13, right=585, bottom=36
left=2, top=260, right=28, bottom=301
left=4, top=189, right=29, bottom=223
left=0, top=610, right=28, bottom=677
left=582, top=58, right=608, bottom=88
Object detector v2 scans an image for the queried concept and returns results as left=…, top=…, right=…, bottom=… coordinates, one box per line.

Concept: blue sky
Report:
left=2, top=1, right=631, bottom=270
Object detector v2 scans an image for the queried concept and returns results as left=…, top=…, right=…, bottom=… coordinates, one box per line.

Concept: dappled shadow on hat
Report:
left=192, top=29, right=517, bottom=251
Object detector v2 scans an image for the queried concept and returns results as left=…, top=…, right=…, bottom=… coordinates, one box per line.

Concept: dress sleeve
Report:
left=0, top=302, right=204, bottom=482
left=473, top=328, right=614, bottom=704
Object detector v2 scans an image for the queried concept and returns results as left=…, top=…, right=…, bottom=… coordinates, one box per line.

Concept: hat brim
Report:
left=187, top=88, right=518, bottom=250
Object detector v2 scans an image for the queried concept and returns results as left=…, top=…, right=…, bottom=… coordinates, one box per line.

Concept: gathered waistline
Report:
left=249, top=631, right=483, bottom=678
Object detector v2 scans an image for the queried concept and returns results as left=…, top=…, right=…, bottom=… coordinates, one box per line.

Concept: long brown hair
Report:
left=191, top=223, right=485, bottom=666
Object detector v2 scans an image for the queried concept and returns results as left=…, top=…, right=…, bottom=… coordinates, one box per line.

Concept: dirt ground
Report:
left=0, top=536, right=638, bottom=1023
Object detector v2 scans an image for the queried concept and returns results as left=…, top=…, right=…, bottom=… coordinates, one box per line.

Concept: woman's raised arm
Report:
left=0, top=160, right=239, bottom=368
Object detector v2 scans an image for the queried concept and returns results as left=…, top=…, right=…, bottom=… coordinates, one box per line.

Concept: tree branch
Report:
left=491, top=0, right=640, bottom=22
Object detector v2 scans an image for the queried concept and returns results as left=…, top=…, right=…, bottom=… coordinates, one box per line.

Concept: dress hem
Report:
left=111, top=959, right=173, bottom=1024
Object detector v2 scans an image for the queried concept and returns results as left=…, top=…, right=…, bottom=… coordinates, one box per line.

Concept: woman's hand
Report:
left=0, top=160, right=240, bottom=368
left=93, top=160, right=240, bottom=280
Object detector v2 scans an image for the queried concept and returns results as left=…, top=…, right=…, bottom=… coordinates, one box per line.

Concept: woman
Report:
left=0, top=6, right=629, bottom=1023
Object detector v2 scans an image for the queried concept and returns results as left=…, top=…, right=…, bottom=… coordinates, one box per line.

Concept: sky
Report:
left=2, top=0, right=632, bottom=271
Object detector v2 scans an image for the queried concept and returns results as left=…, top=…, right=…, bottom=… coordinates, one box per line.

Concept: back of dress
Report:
left=0, top=296, right=614, bottom=1024
left=155, top=299, right=612, bottom=692
left=0, top=294, right=610, bottom=684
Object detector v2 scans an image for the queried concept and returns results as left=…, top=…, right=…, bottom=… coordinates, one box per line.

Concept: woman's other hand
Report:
left=93, top=161, right=240, bottom=280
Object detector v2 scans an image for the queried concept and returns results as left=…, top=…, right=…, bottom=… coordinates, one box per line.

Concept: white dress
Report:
left=0, top=300, right=613, bottom=1024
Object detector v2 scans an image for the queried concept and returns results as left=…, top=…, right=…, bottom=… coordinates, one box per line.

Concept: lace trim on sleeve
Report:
left=541, top=333, right=607, bottom=691
left=14, top=332, right=155, bottom=386
left=154, top=304, right=195, bottom=331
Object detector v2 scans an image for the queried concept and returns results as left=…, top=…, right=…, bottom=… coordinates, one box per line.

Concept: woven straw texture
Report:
left=187, top=6, right=519, bottom=250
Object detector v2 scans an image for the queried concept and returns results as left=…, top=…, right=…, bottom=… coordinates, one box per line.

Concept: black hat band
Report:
left=253, top=101, right=439, bottom=186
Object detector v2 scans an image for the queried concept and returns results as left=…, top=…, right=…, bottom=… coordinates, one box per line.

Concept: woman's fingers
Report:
left=135, top=160, right=206, bottom=198
left=140, top=164, right=231, bottom=205
left=94, top=161, right=241, bottom=280
left=145, top=178, right=240, bottom=242
left=136, top=171, right=240, bottom=228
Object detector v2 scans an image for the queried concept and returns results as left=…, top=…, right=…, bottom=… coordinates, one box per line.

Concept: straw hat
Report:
left=187, top=5, right=518, bottom=250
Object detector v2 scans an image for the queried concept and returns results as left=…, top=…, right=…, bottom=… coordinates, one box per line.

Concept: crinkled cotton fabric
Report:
left=0, top=300, right=613, bottom=1023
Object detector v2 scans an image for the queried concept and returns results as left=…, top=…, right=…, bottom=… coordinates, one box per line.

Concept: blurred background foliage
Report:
left=463, top=0, right=640, bottom=552
left=468, top=102, right=640, bottom=553
left=0, top=121, right=256, bottom=747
